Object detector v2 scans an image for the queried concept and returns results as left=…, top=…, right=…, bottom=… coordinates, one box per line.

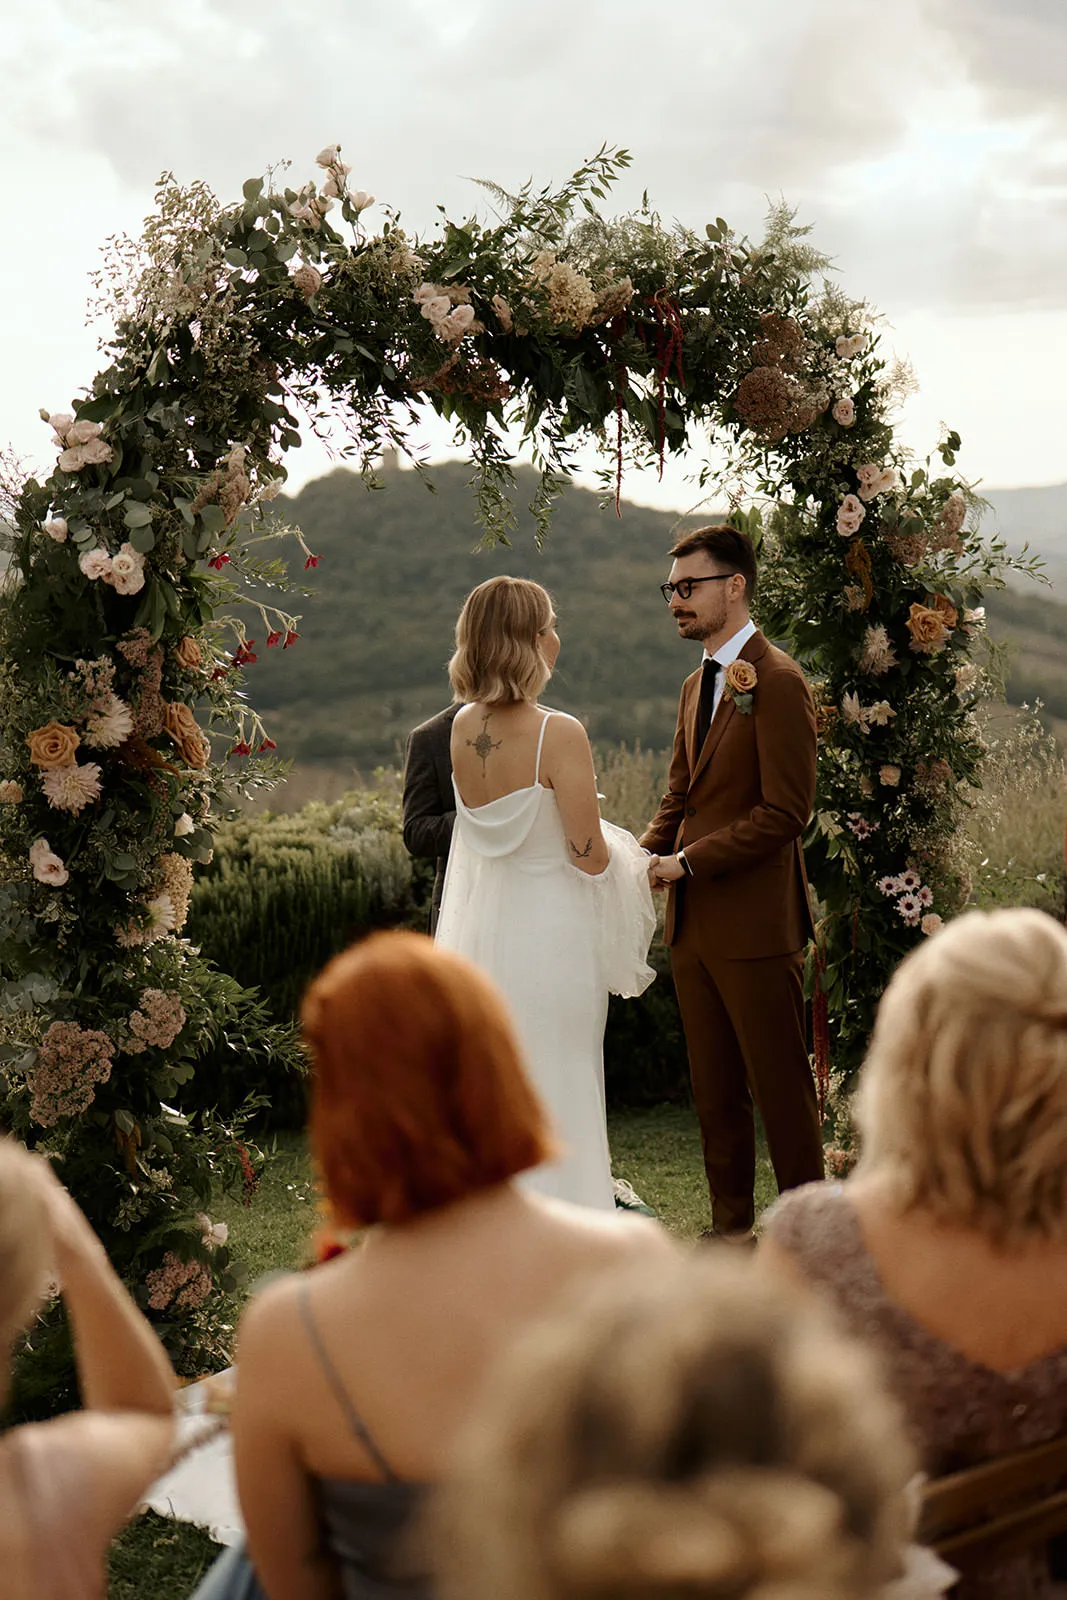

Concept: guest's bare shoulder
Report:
left=534, top=1195, right=680, bottom=1261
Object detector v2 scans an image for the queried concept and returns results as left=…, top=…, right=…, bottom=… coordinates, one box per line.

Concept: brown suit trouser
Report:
left=671, top=936, right=824, bottom=1234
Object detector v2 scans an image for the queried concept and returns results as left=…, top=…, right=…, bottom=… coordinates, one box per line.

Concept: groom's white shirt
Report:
left=703, top=618, right=757, bottom=720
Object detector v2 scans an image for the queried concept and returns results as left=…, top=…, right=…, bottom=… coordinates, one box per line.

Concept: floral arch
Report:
left=0, top=143, right=1020, bottom=1372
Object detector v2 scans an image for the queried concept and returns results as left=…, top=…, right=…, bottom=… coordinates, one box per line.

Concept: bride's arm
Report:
left=542, top=715, right=610, bottom=876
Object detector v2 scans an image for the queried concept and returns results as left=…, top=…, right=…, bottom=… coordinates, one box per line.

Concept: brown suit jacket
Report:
left=640, top=629, right=816, bottom=960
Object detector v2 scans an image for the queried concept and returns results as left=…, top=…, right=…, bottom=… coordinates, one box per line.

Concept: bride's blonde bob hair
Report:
left=449, top=577, right=554, bottom=706
left=856, top=906, right=1067, bottom=1244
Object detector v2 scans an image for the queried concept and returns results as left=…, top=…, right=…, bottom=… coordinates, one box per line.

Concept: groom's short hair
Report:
left=669, top=524, right=758, bottom=602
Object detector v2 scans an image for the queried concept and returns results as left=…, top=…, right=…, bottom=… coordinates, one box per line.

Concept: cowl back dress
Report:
left=435, top=710, right=655, bottom=1211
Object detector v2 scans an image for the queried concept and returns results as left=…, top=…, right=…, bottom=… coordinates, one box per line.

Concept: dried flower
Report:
left=29, top=837, right=69, bottom=885
left=162, top=703, right=209, bottom=768
left=954, top=663, right=979, bottom=696
left=865, top=700, right=896, bottom=727
left=126, top=988, right=187, bottom=1054
left=174, top=636, right=202, bottom=672
left=42, top=761, right=103, bottom=812
left=84, top=693, right=134, bottom=750
left=196, top=1213, right=229, bottom=1249
left=145, top=1251, right=212, bottom=1313
left=30, top=1020, right=114, bottom=1126
left=292, top=264, right=323, bottom=301
left=27, top=720, right=80, bottom=769
left=906, top=602, right=951, bottom=656
left=841, top=690, right=866, bottom=727
left=491, top=293, right=514, bottom=332
left=857, top=625, right=897, bottom=677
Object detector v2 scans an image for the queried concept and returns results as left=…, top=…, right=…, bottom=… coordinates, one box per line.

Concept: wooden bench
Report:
left=919, top=1435, right=1067, bottom=1576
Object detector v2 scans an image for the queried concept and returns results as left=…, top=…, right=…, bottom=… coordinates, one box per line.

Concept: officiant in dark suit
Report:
left=402, top=704, right=459, bottom=933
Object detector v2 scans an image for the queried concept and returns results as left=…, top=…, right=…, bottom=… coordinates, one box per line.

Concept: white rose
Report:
left=439, top=304, right=475, bottom=341
left=420, top=295, right=451, bottom=324
left=43, top=518, right=68, bottom=541
left=48, top=412, right=75, bottom=442
left=65, top=418, right=102, bottom=445
left=414, top=282, right=442, bottom=304
left=80, top=437, right=112, bottom=465
left=58, top=444, right=88, bottom=472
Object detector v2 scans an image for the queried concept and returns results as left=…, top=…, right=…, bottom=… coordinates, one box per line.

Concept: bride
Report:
left=435, top=576, right=655, bottom=1211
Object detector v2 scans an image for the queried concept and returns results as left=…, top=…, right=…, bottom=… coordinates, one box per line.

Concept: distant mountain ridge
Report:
left=985, top=483, right=1067, bottom=591
left=240, top=462, right=1067, bottom=769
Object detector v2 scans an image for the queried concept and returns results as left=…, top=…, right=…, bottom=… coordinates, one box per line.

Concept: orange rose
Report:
left=931, top=593, right=958, bottom=630
left=162, top=702, right=209, bottom=769
left=174, top=636, right=202, bottom=672
left=27, top=721, right=80, bottom=769
left=905, top=603, right=949, bottom=656
left=725, top=660, right=758, bottom=694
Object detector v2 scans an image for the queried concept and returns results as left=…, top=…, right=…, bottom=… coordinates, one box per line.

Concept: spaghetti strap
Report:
left=297, top=1278, right=398, bottom=1483
left=534, top=709, right=553, bottom=786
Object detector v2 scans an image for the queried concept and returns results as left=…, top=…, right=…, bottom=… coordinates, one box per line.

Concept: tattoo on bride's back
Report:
left=569, top=837, right=593, bottom=859
left=467, top=711, right=502, bottom=776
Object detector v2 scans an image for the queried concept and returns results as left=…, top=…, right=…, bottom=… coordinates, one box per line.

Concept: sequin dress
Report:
left=765, top=1182, right=1067, bottom=1599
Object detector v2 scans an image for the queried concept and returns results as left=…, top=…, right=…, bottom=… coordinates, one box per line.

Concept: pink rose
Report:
left=832, top=398, right=855, bottom=427
left=348, top=190, right=374, bottom=212
left=79, top=548, right=113, bottom=582
left=65, top=418, right=102, bottom=445
left=43, top=518, right=68, bottom=541
left=921, top=913, right=944, bottom=937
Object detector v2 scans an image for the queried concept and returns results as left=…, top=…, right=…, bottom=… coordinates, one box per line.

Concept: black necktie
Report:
left=696, top=658, right=720, bottom=751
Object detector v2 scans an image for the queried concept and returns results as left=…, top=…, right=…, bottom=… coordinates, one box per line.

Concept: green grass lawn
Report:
left=109, top=1105, right=775, bottom=1598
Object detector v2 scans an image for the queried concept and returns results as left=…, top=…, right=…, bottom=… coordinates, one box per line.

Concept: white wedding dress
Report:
left=435, top=710, right=656, bottom=1211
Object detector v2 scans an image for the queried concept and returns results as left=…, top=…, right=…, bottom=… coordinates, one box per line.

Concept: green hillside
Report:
left=238, top=462, right=1067, bottom=769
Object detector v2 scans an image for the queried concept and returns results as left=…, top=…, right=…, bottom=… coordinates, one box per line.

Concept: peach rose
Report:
left=931, top=593, right=958, bottom=630
left=27, top=720, right=80, bottom=769
left=725, top=660, right=758, bottom=694
left=162, top=702, right=209, bottom=769
left=905, top=603, right=950, bottom=656
left=174, top=636, right=203, bottom=672
left=879, top=764, right=901, bottom=787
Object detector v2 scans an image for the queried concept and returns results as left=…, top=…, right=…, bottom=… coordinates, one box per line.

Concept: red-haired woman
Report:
left=223, top=932, right=673, bottom=1600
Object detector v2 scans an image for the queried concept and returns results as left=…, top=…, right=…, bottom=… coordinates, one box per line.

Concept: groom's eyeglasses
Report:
left=661, top=574, right=736, bottom=603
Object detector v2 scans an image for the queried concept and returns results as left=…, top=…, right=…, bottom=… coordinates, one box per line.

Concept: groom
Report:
left=641, top=525, right=824, bottom=1239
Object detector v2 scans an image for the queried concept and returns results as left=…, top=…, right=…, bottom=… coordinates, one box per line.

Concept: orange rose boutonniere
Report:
left=723, top=660, right=758, bottom=715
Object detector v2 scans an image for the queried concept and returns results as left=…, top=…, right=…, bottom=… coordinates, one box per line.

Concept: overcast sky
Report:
left=4, top=0, right=1066, bottom=511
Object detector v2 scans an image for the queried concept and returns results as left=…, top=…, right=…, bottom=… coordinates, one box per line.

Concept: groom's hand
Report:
left=645, top=854, right=665, bottom=891
left=652, top=854, right=686, bottom=887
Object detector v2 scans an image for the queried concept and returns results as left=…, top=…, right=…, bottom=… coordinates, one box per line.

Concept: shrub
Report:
left=962, top=708, right=1067, bottom=919
left=187, top=784, right=423, bottom=1124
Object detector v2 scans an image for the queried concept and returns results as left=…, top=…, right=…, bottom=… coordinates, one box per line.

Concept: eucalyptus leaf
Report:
left=224, top=247, right=248, bottom=268
left=123, top=502, right=153, bottom=529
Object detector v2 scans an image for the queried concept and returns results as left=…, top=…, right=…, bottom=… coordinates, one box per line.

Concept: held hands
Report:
left=646, top=853, right=686, bottom=892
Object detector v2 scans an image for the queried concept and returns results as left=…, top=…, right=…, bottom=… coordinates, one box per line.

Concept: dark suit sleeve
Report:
left=402, top=727, right=455, bottom=860
left=639, top=682, right=691, bottom=855
left=685, top=666, right=816, bottom=878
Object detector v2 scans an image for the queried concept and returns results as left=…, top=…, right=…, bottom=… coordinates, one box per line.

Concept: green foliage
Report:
left=187, top=786, right=420, bottom=1121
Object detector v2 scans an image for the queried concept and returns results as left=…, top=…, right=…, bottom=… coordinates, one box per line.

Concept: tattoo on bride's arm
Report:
left=466, top=712, right=502, bottom=776
left=569, top=837, right=594, bottom=859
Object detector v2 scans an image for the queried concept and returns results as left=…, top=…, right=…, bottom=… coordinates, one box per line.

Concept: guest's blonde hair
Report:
left=432, top=1257, right=914, bottom=1600
left=0, top=1138, right=49, bottom=1358
left=856, top=906, right=1067, bottom=1243
left=448, top=577, right=554, bottom=706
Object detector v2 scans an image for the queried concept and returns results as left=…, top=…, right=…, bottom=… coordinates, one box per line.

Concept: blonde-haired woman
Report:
left=433, top=1254, right=939, bottom=1600
left=763, top=906, right=1067, bottom=1598
left=436, top=576, right=655, bottom=1210
left=0, top=1138, right=175, bottom=1598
